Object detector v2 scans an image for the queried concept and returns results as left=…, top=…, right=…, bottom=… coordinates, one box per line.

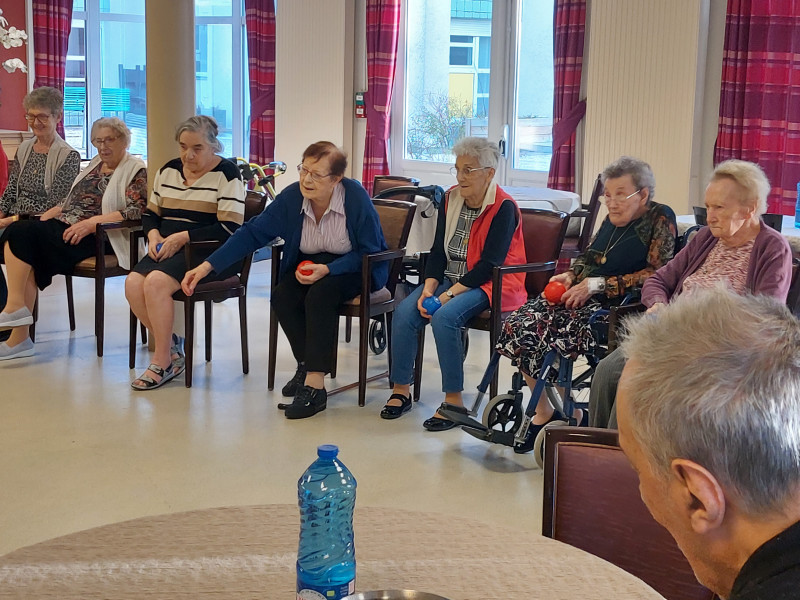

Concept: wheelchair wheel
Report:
left=369, top=317, right=387, bottom=355
left=533, top=419, right=569, bottom=469
left=481, top=394, right=523, bottom=433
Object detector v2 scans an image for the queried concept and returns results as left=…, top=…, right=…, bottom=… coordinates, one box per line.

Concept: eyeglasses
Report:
left=92, top=136, right=120, bottom=147
left=24, top=113, right=52, bottom=125
left=297, top=163, right=333, bottom=182
left=602, top=189, right=642, bottom=205
left=450, top=166, right=490, bottom=178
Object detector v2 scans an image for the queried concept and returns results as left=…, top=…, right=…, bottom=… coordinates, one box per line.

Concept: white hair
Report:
left=452, top=136, right=500, bottom=170
left=711, top=159, right=770, bottom=217
left=601, top=156, right=656, bottom=201
left=620, top=286, right=800, bottom=516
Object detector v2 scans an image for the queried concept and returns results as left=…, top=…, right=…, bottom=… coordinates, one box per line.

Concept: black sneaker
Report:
left=284, top=385, right=327, bottom=419
left=281, top=364, right=306, bottom=397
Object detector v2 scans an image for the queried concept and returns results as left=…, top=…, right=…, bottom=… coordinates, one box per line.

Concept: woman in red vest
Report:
left=383, top=137, right=527, bottom=430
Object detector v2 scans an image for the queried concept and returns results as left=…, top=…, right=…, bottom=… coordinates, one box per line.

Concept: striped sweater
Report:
left=142, top=157, right=245, bottom=241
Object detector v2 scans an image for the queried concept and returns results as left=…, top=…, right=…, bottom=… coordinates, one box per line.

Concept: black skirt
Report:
left=131, top=245, right=241, bottom=283
left=0, top=219, right=96, bottom=290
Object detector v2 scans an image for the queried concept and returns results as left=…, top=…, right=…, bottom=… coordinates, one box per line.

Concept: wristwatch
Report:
left=445, top=290, right=455, bottom=299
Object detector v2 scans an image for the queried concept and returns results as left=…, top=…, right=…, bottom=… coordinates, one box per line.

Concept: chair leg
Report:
left=267, top=302, right=278, bottom=391
left=204, top=300, right=212, bottom=362
left=140, top=322, right=147, bottom=344
left=413, top=329, right=425, bottom=401
left=66, top=275, right=76, bottom=331
left=386, top=312, right=393, bottom=385
left=94, top=276, right=104, bottom=357
left=345, top=315, right=352, bottom=343
left=358, top=313, right=369, bottom=407
left=239, top=295, right=249, bottom=374
left=184, top=299, right=194, bottom=388
left=129, top=311, right=137, bottom=369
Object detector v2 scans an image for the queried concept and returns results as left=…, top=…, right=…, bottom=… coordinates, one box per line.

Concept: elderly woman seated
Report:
left=0, top=117, right=147, bottom=360
left=126, top=116, right=246, bottom=390
left=182, top=141, right=387, bottom=418
left=496, top=156, right=677, bottom=447
left=589, top=159, right=793, bottom=429
left=383, top=137, right=527, bottom=430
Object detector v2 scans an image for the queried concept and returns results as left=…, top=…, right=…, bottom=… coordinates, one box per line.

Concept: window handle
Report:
left=498, top=124, right=509, bottom=157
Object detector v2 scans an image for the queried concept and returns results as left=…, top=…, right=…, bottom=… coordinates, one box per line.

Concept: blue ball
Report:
left=422, top=295, right=441, bottom=315
left=156, top=242, right=163, bottom=253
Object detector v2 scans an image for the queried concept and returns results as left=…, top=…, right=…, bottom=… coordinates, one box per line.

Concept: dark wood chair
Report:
left=372, top=175, right=420, bottom=202
left=128, top=190, right=268, bottom=387
left=693, top=206, right=707, bottom=225
left=762, top=213, right=783, bottom=232
left=412, top=208, right=570, bottom=400
left=266, top=198, right=417, bottom=407
left=559, top=174, right=602, bottom=261
left=542, top=426, right=715, bottom=600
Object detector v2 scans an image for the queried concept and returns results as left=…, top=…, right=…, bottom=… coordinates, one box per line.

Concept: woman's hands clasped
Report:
left=295, top=263, right=330, bottom=285
left=148, top=230, right=189, bottom=261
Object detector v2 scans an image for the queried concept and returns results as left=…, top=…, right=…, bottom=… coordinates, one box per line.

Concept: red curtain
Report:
left=547, top=0, right=586, bottom=192
left=245, top=0, right=277, bottom=166
left=361, top=0, right=401, bottom=195
left=32, top=0, right=73, bottom=138
left=715, top=0, right=800, bottom=214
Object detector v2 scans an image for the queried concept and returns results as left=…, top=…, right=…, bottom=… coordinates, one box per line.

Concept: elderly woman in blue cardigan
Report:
left=182, top=141, right=387, bottom=419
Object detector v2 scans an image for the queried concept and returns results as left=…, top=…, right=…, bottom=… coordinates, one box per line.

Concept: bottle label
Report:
left=296, top=578, right=354, bottom=600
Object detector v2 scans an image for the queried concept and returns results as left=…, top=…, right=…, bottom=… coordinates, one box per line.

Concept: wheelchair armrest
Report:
left=570, top=209, right=591, bottom=219
left=607, top=302, right=647, bottom=352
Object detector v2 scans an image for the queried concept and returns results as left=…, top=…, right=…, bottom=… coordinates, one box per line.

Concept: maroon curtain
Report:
left=547, top=0, right=586, bottom=192
left=32, top=0, right=73, bottom=138
left=715, top=0, right=800, bottom=214
left=361, top=0, right=401, bottom=195
left=244, top=0, right=277, bottom=166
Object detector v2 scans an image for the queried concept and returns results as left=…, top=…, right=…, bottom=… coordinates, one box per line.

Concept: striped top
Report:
left=299, top=182, right=352, bottom=255
left=142, top=157, right=245, bottom=241
left=681, top=239, right=754, bottom=296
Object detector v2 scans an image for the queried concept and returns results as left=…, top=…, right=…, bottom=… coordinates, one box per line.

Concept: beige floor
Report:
left=0, top=261, right=542, bottom=556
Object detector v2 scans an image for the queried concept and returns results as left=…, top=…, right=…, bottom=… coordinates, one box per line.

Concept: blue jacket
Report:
left=207, top=178, right=389, bottom=291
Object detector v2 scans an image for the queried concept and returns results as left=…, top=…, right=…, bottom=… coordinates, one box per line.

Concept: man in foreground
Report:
left=617, top=286, right=800, bottom=599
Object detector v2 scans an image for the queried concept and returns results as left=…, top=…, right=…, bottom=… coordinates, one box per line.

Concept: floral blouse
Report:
left=0, top=149, right=81, bottom=216
left=59, top=164, right=148, bottom=225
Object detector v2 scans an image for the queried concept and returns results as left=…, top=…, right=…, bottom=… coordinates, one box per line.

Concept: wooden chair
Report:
left=692, top=206, right=707, bottom=225
left=372, top=175, right=420, bottom=202
left=412, top=208, right=570, bottom=400
left=266, top=198, right=417, bottom=407
left=128, top=190, right=268, bottom=387
left=559, top=174, right=602, bottom=261
left=542, top=426, right=715, bottom=600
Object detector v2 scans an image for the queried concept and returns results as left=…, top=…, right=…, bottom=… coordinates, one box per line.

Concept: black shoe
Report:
left=284, top=385, right=327, bottom=419
left=380, top=393, right=412, bottom=420
left=514, top=411, right=564, bottom=454
left=423, top=415, right=457, bottom=431
left=281, top=364, right=306, bottom=397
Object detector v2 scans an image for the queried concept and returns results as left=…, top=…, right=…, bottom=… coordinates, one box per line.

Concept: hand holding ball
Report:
left=422, top=295, right=442, bottom=315
left=156, top=242, right=163, bottom=253
left=296, top=260, right=315, bottom=276
left=543, top=281, right=567, bottom=304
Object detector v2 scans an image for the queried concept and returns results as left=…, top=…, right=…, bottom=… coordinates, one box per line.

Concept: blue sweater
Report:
left=207, top=178, right=389, bottom=291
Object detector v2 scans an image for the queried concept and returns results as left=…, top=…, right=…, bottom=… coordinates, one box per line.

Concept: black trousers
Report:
left=271, top=253, right=362, bottom=374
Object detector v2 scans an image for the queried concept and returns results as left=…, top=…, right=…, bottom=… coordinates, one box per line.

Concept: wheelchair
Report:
left=438, top=300, right=639, bottom=468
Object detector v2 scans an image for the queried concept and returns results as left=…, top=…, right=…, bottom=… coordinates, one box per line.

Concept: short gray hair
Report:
left=602, top=156, right=656, bottom=202
left=452, top=137, right=500, bottom=170
left=90, top=117, right=131, bottom=148
left=175, top=115, right=223, bottom=153
left=711, top=159, right=770, bottom=217
left=620, top=286, right=800, bottom=516
left=23, top=86, right=64, bottom=118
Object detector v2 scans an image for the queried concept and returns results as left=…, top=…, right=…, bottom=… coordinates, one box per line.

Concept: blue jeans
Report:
left=390, top=282, right=490, bottom=393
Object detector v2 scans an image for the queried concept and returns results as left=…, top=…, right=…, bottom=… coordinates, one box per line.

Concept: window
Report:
left=65, top=0, right=249, bottom=159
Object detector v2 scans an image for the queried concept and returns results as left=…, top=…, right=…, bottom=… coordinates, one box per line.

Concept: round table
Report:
left=0, top=504, right=665, bottom=599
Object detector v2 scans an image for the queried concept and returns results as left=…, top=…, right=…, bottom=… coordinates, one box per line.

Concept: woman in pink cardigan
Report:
left=590, top=159, right=793, bottom=429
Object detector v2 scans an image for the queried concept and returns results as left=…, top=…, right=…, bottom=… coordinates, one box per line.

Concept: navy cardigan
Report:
left=206, top=178, right=389, bottom=291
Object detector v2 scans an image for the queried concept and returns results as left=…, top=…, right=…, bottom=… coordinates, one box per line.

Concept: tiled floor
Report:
left=0, top=261, right=542, bottom=556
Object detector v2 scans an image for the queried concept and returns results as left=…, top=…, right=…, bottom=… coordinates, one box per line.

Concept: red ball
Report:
left=544, top=281, right=567, bottom=304
left=297, top=260, right=314, bottom=276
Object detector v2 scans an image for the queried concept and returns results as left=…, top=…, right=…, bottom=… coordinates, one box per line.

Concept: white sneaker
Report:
left=0, top=308, right=34, bottom=330
left=0, top=338, right=34, bottom=361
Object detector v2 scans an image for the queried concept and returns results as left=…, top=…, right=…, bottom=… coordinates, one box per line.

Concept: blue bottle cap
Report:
left=317, top=444, right=339, bottom=458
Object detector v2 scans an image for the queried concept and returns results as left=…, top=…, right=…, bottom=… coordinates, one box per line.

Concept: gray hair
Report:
left=452, top=137, right=500, bottom=170
left=711, top=159, right=770, bottom=217
left=90, top=117, right=132, bottom=148
left=602, top=156, right=656, bottom=202
left=620, top=286, right=800, bottom=516
left=23, top=86, right=64, bottom=118
left=175, top=115, right=223, bottom=153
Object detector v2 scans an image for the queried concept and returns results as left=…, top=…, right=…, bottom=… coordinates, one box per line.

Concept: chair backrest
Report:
left=372, top=175, right=421, bottom=204
left=238, top=190, right=269, bottom=284
left=543, top=427, right=715, bottom=600
left=520, top=208, right=570, bottom=298
left=693, top=206, right=707, bottom=225
left=786, top=257, right=800, bottom=317
left=372, top=198, right=417, bottom=292
left=762, top=213, right=783, bottom=232
left=576, top=174, right=604, bottom=252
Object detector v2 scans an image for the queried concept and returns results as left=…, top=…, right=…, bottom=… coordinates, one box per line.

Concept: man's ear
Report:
left=671, top=459, right=727, bottom=534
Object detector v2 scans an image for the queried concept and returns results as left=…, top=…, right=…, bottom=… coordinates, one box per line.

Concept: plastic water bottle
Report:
left=795, top=182, right=800, bottom=228
left=297, top=444, right=357, bottom=600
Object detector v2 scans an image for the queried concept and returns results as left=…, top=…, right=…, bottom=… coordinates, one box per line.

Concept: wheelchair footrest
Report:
left=439, top=404, right=482, bottom=428
left=461, top=424, right=516, bottom=447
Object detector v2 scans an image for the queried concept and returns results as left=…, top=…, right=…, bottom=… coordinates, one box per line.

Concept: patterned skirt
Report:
left=495, top=296, right=607, bottom=380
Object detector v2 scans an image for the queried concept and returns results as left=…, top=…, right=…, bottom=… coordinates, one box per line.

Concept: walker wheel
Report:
left=533, top=420, right=569, bottom=468
left=481, top=394, right=523, bottom=433
left=369, top=318, right=387, bottom=355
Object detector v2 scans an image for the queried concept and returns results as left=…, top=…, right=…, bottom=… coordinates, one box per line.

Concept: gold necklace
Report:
left=599, top=222, right=634, bottom=264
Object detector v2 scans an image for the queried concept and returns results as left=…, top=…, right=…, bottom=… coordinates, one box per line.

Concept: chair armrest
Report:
left=183, top=240, right=223, bottom=270
left=570, top=209, right=591, bottom=219
left=494, top=260, right=557, bottom=276
left=97, top=219, right=142, bottom=233
left=365, top=248, right=406, bottom=265
left=607, top=302, right=647, bottom=352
